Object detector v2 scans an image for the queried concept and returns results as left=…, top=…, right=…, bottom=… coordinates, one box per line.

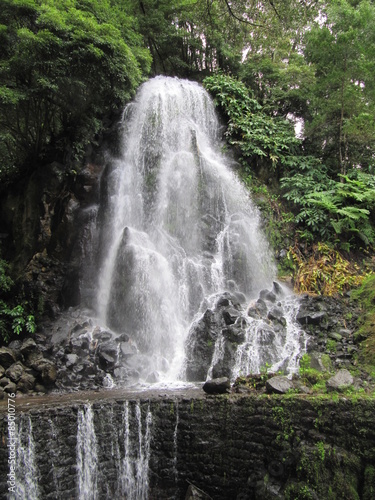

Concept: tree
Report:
left=304, top=0, right=375, bottom=175
left=0, top=0, right=151, bottom=183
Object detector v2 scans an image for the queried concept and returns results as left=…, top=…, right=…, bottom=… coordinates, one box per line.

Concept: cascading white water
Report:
left=94, top=76, right=278, bottom=382
left=11, top=415, right=39, bottom=500
left=77, top=405, right=98, bottom=500
left=119, top=401, right=153, bottom=499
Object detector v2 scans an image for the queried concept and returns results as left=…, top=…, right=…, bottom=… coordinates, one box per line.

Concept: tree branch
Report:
left=223, top=0, right=265, bottom=28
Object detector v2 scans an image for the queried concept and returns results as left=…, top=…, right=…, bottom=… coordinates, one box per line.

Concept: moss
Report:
left=363, top=465, right=375, bottom=500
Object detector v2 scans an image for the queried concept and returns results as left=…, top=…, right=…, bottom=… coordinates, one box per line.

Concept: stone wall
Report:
left=1, top=392, right=375, bottom=499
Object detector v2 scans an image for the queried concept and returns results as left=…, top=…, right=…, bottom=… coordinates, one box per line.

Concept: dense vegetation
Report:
left=1, top=0, right=375, bottom=340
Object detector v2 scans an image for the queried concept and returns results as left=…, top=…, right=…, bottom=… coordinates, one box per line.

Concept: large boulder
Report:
left=202, top=377, right=231, bottom=394
left=0, top=348, right=16, bottom=369
left=326, top=369, right=354, bottom=392
left=266, top=376, right=295, bottom=394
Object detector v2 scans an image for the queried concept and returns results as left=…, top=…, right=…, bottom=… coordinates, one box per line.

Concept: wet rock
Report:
left=247, top=299, right=267, bottom=318
left=233, top=291, right=247, bottom=304
left=116, top=333, right=130, bottom=343
left=203, top=377, right=231, bottom=394
left=296, top=309, right=327, bottom=325
left=0, top=347, right=16, bottom=369
left=120, top=342, right=137, bottom=357
left=222, top=325, right=246, bottom=344
left=71, top=336, right=90, bottom=351
left=66, top=353, right=79, bottom=368
left=146, top=371, right=160, bottom=383
left=272, top=281, right=284, bottom=296
left=326, top=369, right=354, bottom=392
left=259, top=289, right=276, bottom=303
left=266, top=376, right=294, bottom=394
left=5, top=362, right=25, bottom=382
left=98, top=352, right=116, bottom=370
left=93, top=329, right=114, bottom=342
left=113, top=367, right=129, bottom=380
left=185, top=308, right=224, bottom=381
left=222, top=307, right=242, bottom=325
left=185, top=483, right=212, bottom=499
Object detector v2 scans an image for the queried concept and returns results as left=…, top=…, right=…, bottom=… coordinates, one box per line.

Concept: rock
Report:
left=93, top=329, right=114, bottom=342
left=36, top=361, right=57, bottom=386
left=328, top=332, right=343, bottom=341
left=116, top=333, right=130, bottom=343
left=259, top=289, right=276, bottom=303
left=326, top=369, right=354, bottom=392
left=0, top=347, right=16, bottom=369
left=24, top=351, right=45, bottom=370
left=233, top=291, right=247, bottom=304
left=185, top=309, right=224, bottom=381
left=0, top=365, right=5, bottom=378
left=222, top=307, right=242, bottom=325
left=247, top=299, right=267, bottom=318
left=309, top=353, right=328, bottom=372
left=202, top=377, right=231, bottom=394
left=272, top=281, right=284, bottom=296
left=296, top=309, right=327, bottom=325
left=8, top=340, right=22, bottom=352
left=66, top=353, right=79, bottom=368
left=185, top=483, right=212, bottom=499
left=0, top=377, right=11, bottom=388
left=70, top=336, right=90, bottom=351
left=266, top=376, right=294, bottom=394
left=20, top=338, right=38, bottom=356
left=146, top=371, right=160, bottom=383
left=17, top=372, right=36, bottom=393
left=120, top=342, right=137, bottom=357
left=4, top=381, right=17, bottom=394
left=5, top=362, right=25, bottom=382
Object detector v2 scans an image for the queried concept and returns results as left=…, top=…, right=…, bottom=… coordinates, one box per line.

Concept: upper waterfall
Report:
left=89, top=76, right=301, bottom=384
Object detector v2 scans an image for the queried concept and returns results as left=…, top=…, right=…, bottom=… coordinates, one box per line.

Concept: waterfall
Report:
left=119, top=401, right=153, bottom=499
left=77, top=405, right=98, bottom=500
left=92, top=76, right=281, bottom=383
left=10, top=415, right=39, bottom=500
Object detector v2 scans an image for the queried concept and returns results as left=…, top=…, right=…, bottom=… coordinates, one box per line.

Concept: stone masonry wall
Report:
left=0, top=393, right=374, bottom=499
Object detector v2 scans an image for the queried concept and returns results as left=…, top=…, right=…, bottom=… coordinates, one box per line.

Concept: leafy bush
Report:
left=203, top=73, right=299, bottom=172
left=0, top=258, right=36, bottom=344
left=289, top=243, right=364, bottom=296
left=0, top=0, right=151, bottom=184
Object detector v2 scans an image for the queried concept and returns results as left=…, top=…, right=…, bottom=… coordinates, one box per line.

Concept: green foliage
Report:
left=289, top=243, right=364, bottom=296
left=280, top=160, right=335, bottom=241
left=0, top=257, right=36, bottom=343
left=0, top=0, right=151, bottom=184
left=351, top=274, right=375, bottom=366
left=203, top=73, right=300, bottom=174
left=307, top=171, right=375, bottom=246
left=304, top=0, right=375, bottom=175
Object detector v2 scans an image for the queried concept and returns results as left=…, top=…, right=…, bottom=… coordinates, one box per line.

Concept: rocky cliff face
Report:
left=0, top=392, right=374, bottom=499
left=0, top=159, right=105, bottom=317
